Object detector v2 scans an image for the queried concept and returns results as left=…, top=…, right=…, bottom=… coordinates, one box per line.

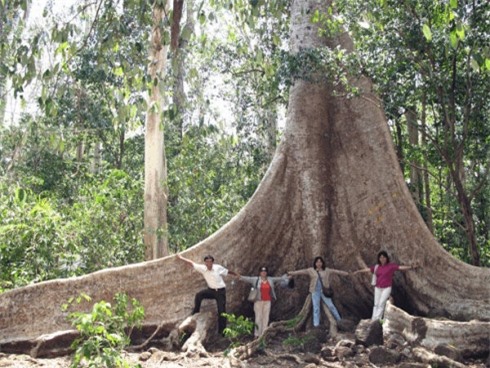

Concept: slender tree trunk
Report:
left=393, top=117, right=405, bottom=174
left=450, top=168, right=480, bottom=266
left=0, top=0, right=488, bottom=355
left=421, top=94, right=433, bottom=233
left=144, top=0, right=169, bottom=260
left=0, top=0, right=32, bottom=126
left=171, top=0, right=194, bottom=144
left=406, top=107, right=422, bottom=206
left=117, top=128, right=125, bottom=169
left=91, top=141, right=101, bottom=174
left=75, top=85, right=85, bottom=164
left=0, top=2, right=6, bottom=126
left=76, top=140, right=84, bottom=162
left=5, top=132, right=24, bottom=173
left=0, top=78, right=6, bottom=126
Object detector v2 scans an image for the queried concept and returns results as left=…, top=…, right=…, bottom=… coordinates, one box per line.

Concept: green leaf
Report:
left=181, top=26, right=193, bottom=42
left=199, top=12, right=206, bottom=24
left=422, top=24, right=432, bottom=42
left=447, top=9, right=455, bottom=22
left=114, top=67, right=124, bottom=77
left=470, top=57, right=480, bottom=72
left=311, top=9, right=320, bottom=23
left=272, top=34, right=280, bottom=46
left=449, top=31, right=458, bottom=49
left=450, top=0, right=458, bottom=9
left=455, top=24, right=465, bottom=40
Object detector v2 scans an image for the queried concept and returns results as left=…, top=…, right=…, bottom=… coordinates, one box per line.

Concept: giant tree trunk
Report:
left=1, top=0, right=489, bottom=355
left=144, top=0, right=169, bottom=260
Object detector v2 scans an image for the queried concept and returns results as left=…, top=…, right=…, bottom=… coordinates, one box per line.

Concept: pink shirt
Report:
left=370, top=263, right=400, bottom=288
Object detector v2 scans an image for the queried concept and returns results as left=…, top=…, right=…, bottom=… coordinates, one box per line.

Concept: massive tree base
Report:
left=1, top=0, right=489, bottom=359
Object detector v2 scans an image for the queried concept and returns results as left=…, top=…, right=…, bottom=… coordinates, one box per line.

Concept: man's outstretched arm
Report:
left=176, top=254, right=194, bottom=267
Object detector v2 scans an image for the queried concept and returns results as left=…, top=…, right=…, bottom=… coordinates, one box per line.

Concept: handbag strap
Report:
left=316, top=270, right=325, bottom=288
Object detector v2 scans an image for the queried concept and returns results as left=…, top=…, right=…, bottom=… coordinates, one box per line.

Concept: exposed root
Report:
left=384, top=302, right=490, bottom=358
left=129, top=320, right=173, bottom=351
left=178, top=312, right=212, bottom=358
left=232, top=294, right=338, bottom=360
left=321, top=299, right=337, bottom=338
left=290, top=293, right=313, bottom=332
left=29, top=330, right=78, bottom=358
left=264, top=350, right=304, bottom=364
left=412, top=347, right=467, bottom=368
left=129, top=312, right=213, bottom=358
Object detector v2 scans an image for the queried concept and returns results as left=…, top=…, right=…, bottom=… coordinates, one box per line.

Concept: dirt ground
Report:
left=0, top=327, right=488, bottom=368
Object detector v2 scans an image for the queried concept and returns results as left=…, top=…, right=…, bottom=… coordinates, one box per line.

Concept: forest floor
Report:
left=0, top=326, right=488, bottom=368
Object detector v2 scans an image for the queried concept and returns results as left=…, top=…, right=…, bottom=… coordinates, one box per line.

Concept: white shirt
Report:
left=193, top=263, right=228, bottom=289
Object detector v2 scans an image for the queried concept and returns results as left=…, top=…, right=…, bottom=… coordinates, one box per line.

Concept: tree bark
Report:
left=144, top=0, right=169, bottom=260
left=263, top=105, right=278, bottom=162
left=0, top=0, right=489, bottom=355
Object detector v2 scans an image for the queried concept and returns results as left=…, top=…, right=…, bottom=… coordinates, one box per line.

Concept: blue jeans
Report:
left=312, top=291, right=341, bottom=326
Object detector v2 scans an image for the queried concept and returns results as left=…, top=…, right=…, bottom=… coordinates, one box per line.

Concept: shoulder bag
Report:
left=247, top=278, right=260, bottom=302
left=316, top=270, right=334, bottom=298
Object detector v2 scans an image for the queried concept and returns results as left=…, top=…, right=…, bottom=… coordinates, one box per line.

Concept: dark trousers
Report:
left=193, top=287, right=227, bottom=334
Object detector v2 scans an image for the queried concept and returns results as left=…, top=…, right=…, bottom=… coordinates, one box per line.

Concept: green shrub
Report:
left=222, top=313, right=255, bottom=353
left=63, top=292, right=144, bottom=368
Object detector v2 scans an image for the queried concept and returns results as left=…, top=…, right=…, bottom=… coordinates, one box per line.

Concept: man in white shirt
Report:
left=177, top=254, right=237, bottom=335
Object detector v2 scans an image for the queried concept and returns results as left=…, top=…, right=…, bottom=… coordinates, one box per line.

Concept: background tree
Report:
left=0, top=0, right=32, bottom=126
left=144, top=0, right=170, bottom=260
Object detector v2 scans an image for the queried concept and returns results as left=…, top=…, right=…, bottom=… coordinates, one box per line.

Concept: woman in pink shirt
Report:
left=354, top=251, right=417, bottom=320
